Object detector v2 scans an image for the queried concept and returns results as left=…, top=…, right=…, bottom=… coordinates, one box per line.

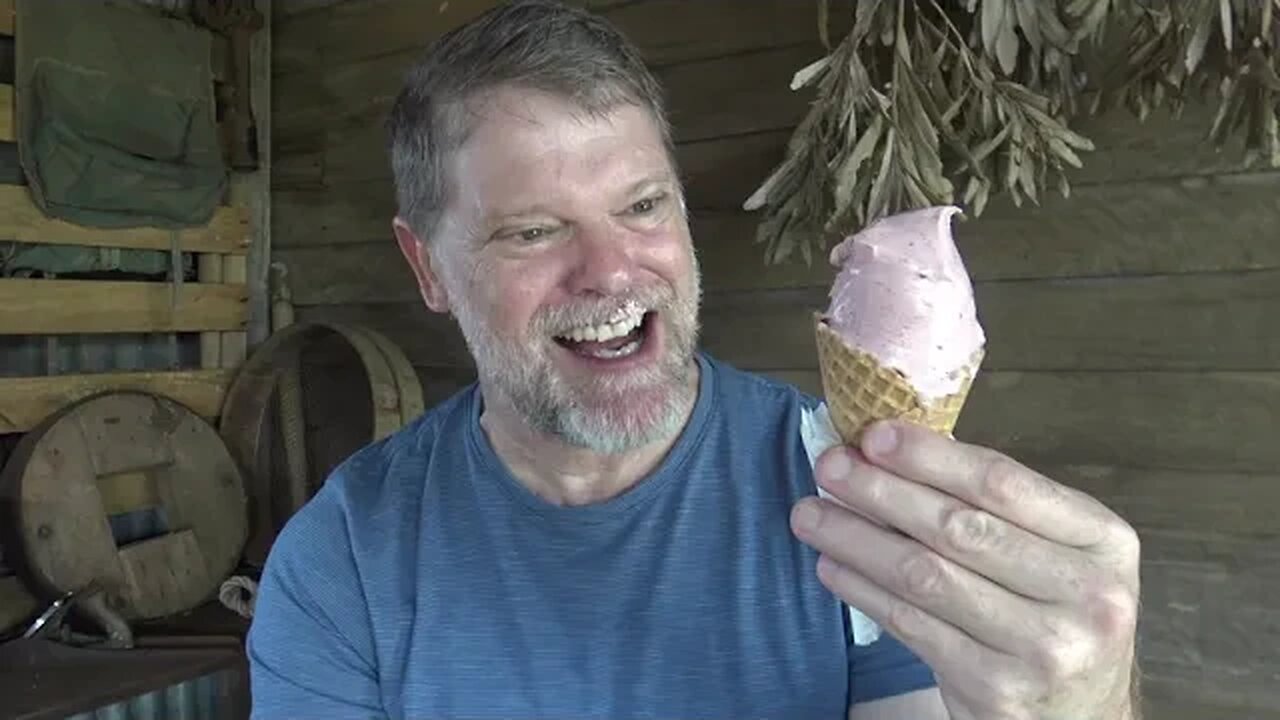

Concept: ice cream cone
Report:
left=814, top=313, right=982, bottom=444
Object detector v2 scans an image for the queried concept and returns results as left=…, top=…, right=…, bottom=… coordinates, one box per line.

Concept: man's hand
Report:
left=791, top=420, right=1141, bottom=720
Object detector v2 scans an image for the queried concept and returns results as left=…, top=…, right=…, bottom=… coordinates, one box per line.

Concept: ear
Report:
left=393, top=216, right=451, bottom=313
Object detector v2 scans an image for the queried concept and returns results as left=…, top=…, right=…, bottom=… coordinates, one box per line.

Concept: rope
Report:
left=218, top=575, right=258, bottom=619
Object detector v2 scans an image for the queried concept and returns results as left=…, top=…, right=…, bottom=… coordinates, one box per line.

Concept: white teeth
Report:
left=560, top=311, right=644, bottom=343
left=588, top=339, right=641, bottom=359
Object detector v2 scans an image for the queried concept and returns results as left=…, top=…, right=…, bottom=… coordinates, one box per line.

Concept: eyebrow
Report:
left=485, top=172, right=677, bottom=224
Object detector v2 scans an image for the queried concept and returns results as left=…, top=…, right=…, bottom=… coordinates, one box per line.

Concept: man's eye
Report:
left=630, top=194, right=665, bottom=214
left=518, top=227, right=546, bottom=242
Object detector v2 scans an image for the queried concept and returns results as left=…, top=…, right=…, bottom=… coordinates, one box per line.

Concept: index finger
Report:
left=854, top=420, right=1123, bottom=550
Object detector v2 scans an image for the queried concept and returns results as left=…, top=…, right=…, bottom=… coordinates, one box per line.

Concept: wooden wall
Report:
left=270, top=2, right=1280, bottom=717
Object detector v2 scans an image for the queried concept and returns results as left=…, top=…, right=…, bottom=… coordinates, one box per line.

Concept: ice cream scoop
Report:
left=821, top=205, right=985, bottom=401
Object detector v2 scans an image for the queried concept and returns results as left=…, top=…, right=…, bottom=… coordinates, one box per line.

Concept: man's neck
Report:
left=477, top=372, right=698, bottom=507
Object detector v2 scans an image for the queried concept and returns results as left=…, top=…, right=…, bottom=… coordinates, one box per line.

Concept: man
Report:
left=247, top=1, right=1142, bottom=718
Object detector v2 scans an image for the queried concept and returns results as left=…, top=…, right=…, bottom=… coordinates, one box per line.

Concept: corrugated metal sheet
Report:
left=66, top=669, right=236, bottom=720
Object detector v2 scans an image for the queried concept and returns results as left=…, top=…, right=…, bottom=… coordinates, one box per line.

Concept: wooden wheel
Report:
left=0, top=391, right=248, bottom=621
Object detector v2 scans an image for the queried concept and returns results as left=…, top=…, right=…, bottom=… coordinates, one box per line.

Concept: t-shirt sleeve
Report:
left=847, top=630, right=939, bottom=706
left=246, top=483, right=385, bottom=719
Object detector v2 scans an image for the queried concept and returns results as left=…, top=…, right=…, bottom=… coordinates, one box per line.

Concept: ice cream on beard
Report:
left=813, top=205, right=985, bottom=443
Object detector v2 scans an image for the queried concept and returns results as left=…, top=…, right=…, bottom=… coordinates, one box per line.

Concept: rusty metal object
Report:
left=218, top=322, right=423, bottom=567
left=0, top=392, right=248, bottom=622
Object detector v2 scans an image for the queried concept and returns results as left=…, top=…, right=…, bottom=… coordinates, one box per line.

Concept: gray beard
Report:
left=454, top=285, right=701, bottom=455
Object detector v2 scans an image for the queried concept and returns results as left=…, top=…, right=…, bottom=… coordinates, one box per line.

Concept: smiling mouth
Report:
left=553, top=310, right=655, bottom=360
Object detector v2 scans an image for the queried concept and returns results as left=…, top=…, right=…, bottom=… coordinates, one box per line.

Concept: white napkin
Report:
left=799, top=403, right=884, bottom=646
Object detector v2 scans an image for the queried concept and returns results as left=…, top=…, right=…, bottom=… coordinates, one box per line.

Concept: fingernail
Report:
left=863, top=422, right=898, bottom=457
left=792, top=501, right=822, bottom=534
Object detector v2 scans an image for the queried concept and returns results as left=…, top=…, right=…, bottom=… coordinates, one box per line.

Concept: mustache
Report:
left=533, top=286, right=677, bottom=336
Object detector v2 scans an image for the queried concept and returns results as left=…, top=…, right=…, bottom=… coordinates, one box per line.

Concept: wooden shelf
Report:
left=0, top=368, right=233, bottom=433
left=0, top=278, right=247, bottom=335
left=0, top=186, right=250, bottom=253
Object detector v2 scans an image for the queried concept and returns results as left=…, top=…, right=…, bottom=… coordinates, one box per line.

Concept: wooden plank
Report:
left=117, top=529, right=213, bottom=620
left=1031, top=464, right=1279, bottom=537
left=756, top=368, right=1280, bottom=473
left=276, top=243, right=418, bottom=306
left=956, top=171, right=1280, bottom=280
left=239, top=0, right=273, bottom=349
left=956, top=371, right=1280, bottom=473
left=198, top=254, right=224, bottom=369
left=1133, top=531, right=1280, bottom=706
left=276, top=38, right=815, bottom=150
left=220, top=254, right=249, bottom=366
left=0, top=83, right=11, bottom=142
left=274, top=0, right=828, bottom=78
left=0, top=279, right=247, bottom=334
left=274, top=181, right=395, bottom=248
left=0, top=0, right=12, bottom=36
left=976, top=269, right=1280, bottom=370
left=1139, top=660, right=1280, bottom=720
left=680, top=129, right=790, bottom=211
left=274, top=0, right=501, bottom=78
left=0, top=187, right=251, bottom=254
left=1066, top=103, right=1260, bottom=185
left=0, top=368, right=234, bottom=433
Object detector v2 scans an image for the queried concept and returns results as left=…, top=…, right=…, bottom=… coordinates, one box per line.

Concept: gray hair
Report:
left=385, top=0, right=676, bottom=241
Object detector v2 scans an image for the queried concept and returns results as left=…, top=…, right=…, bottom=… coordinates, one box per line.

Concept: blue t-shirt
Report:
left=247, top=353, right=937, bottom=719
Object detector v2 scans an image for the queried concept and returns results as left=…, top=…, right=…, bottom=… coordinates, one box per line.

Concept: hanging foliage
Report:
left=743, top=0, right=1280, bottom=266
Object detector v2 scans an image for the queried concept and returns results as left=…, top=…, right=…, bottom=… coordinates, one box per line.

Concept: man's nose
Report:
left=566, top=224, right=635, bottom=297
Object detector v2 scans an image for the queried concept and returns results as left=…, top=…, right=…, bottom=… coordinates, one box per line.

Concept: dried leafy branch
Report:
left=745, top=0, right=1280, bottom=265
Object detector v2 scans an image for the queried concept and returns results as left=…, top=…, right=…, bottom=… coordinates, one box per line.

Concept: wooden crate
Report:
left=0, top=184, right=251, bottom=432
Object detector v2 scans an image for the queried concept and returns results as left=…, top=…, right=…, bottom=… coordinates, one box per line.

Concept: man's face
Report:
left=399, top=86, right=702, bottom=453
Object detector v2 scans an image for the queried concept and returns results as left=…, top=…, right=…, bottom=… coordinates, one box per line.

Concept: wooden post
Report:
left=220, top=254, right=248, bottom=368
left=198, top=253, right=224, bottom=369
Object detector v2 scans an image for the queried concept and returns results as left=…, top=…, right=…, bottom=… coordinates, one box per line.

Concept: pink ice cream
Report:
left=822, top=205, right=985, bottom=400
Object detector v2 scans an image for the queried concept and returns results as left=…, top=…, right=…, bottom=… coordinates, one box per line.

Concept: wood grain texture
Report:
left=0, top=369, right=234, bottom=433
left=1133, top=531, right=1280, bottom=713
left=955, top=371, right=1280, bottom=473
left=758, top=368, right=1280, bottom=473
left=276, top=243, right=415, bottom=306
left=273, top=181, right=395, bottom=247
left=0, top=83, right=11, bottom=142
left=275, top=37, right=816, bottom=156
left=274, top=0, right=828, bottom=78
left=1030, top=464, right=1279, bottom=537
left=0, top=279, right=247, bottom=334
left=0, top=186, right=251, bottom=253
left=956, top=171, right=1280, bottom=279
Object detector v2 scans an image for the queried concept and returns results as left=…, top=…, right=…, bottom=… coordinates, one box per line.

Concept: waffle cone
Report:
left=813, top=313, right=982, bottom=444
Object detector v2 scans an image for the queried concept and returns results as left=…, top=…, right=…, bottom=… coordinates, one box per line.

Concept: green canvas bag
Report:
left=15, top=0, right=227, bottom=229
